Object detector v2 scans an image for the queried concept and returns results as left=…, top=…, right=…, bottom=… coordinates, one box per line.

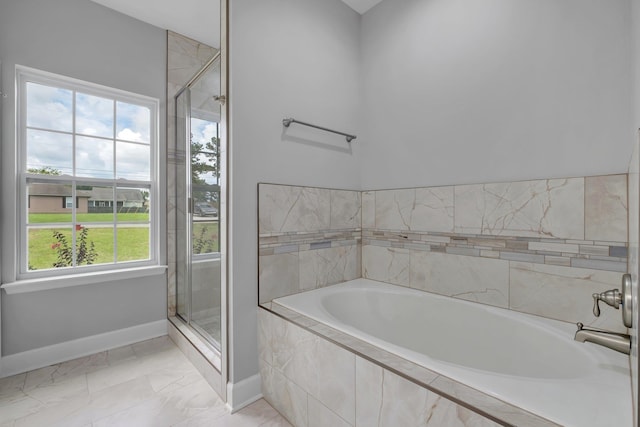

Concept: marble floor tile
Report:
left=199, top=398, right=294, bottom=427
left=131, top=335, right=178, bottom=357
left=0, top=374, right=26, bottom=400
left=22, top=374, right=88, bottom=406
left=0, top=336, right=289, bottom=427
left=23, top=352, right=109, bottom=391
left=0, top=395, right=46, bottom=425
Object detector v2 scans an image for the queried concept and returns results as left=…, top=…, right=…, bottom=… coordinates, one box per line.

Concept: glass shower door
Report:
left=175, top=55, right=222, bottom=349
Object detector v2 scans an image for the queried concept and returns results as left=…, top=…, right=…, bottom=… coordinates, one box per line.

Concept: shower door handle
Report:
left=213, top=95, right=226, bottom=105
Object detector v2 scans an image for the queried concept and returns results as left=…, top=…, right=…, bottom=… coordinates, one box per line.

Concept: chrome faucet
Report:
left=575, top=274, right=633, bottom=354
left=592, top=289, right=622, bottom=317
left=574, top=322, right=630, bottom=355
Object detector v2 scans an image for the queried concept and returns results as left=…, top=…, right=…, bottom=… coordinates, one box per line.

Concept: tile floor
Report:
left=0, top=336, right=291, bottom=427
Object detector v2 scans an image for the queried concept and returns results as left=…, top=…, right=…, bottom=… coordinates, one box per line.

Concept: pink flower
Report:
left=51, top=243, right=61, bottom=249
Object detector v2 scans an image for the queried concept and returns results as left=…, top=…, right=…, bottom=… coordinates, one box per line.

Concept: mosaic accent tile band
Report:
left=259, top=229, right=361, bottom=255
left=362, top=229, right=627, bottom=273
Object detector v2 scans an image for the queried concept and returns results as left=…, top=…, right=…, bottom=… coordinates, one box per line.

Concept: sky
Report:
left=26, top=82, right=151, bottom=181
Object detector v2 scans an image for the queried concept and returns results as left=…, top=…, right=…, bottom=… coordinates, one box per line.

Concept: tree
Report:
left=191, top=133, right=220, bottom=206
left=191, top=135, right=220, bottom=183
left=28, top=166, right=62, bottom=175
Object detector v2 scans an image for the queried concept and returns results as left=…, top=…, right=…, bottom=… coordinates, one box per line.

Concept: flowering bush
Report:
left=51, top=226, right=98, bottom=267
left=193, top=226, right=215, bottom=254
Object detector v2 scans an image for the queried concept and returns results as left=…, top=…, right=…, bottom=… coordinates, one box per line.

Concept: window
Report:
left=17, top=67, right=158, bottom=276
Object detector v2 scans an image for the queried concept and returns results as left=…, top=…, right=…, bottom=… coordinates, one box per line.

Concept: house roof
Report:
left=89, top=187, right=145, bottom=202
left=29, top=183, right=92, bottom=198
left=28, top=183, right=144, bottom=201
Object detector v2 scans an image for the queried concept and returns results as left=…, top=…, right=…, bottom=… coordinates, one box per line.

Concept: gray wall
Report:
left=0, top=0, right=167, bottom=356
left=2, top=276, right=166, bottom=355
left=229, top=0, right=637, bottom=390
left=228, top=0, right=362, bottom=383
left=632, top=0, right=640, bottom=422
left=360, top=0, right=634, bottom=189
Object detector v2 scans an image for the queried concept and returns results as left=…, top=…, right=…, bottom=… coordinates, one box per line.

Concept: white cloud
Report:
left=26, top=83, right=73, bottom=132
left=116, top=102, right=150, bottom=143
left=116, top=142, right=150, bottom=180
left=26, top=129, right=73, bottom=174
left=76, top=92, right=114, bottom=137
left=203, top=122, right=218, bottom=143
left=76, top=137, right=114, bottom=179
left=117, top=128, right=144, bottom=142
left=191, top=118, right=218, bottom=147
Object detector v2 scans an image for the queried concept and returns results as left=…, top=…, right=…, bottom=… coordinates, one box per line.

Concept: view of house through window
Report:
left=19, top=67, right=157, bottom=274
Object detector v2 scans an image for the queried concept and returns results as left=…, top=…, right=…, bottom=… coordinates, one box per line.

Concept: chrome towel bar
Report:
left=282, top=117, right=357, bottom=143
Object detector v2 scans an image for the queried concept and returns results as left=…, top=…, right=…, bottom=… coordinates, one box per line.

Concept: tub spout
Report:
left=574, top=323, right=630, bottom=355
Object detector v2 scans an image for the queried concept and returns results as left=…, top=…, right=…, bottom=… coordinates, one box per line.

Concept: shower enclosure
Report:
left=175, top=53, right=223, bottom=349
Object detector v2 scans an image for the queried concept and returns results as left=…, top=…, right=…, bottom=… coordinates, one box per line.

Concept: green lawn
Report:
left=29, top=213, right=149, bottom=224
left=29, top=227, right=150, bottom=270
left=28, top=220, right=220, bottom=270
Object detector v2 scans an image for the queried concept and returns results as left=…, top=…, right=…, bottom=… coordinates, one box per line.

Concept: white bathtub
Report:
left=274, top=278, right=632, bottom=427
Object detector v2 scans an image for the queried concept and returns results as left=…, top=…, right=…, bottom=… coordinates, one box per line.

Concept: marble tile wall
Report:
left=258, top=184, right=361, bottom=303
left=259, top=176, right=629, bottom=331
left=167, top=31, right=218, bottom=316
left=362, top=174, right=630, bottom=333
left=363, top=174, right=627, bottom=265
left=258, top=308, right=506, bottom=427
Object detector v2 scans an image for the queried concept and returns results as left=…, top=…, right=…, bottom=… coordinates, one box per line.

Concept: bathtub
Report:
left=273, top=278, right=632, bottom=427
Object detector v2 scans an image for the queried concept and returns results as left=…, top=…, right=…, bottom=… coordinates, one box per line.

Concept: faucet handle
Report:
left=592, top=289, right=622, bottom=317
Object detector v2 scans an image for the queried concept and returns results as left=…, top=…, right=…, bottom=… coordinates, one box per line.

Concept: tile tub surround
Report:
left=258, top=306, right=560, bottom=427
left=361, top=174, right=629, bottom=333
left=257, top=176, right=632, bottom=425
left=259, top=175, right=629, bottom=332
left=258, top=184, right=362, bottom=303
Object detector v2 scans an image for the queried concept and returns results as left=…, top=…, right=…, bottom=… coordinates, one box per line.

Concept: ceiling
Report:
left=91, top=0, right=383, bottom=48
left=91, top=0, right=221, bottom=48
left=341, top=0, right=383, bottom=14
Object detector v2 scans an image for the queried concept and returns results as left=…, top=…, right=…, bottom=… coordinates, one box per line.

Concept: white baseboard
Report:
left=226, top=373, right=262, bottom=413
left=0, top=319, right=168, bottom=378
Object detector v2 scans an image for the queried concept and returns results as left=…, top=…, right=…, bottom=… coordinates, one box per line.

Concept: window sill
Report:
left=1, top=265, right=168, bottom=295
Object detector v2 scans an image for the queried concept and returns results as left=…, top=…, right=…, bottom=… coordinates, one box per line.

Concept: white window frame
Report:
left=16, top=66, right=160, bottom=280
